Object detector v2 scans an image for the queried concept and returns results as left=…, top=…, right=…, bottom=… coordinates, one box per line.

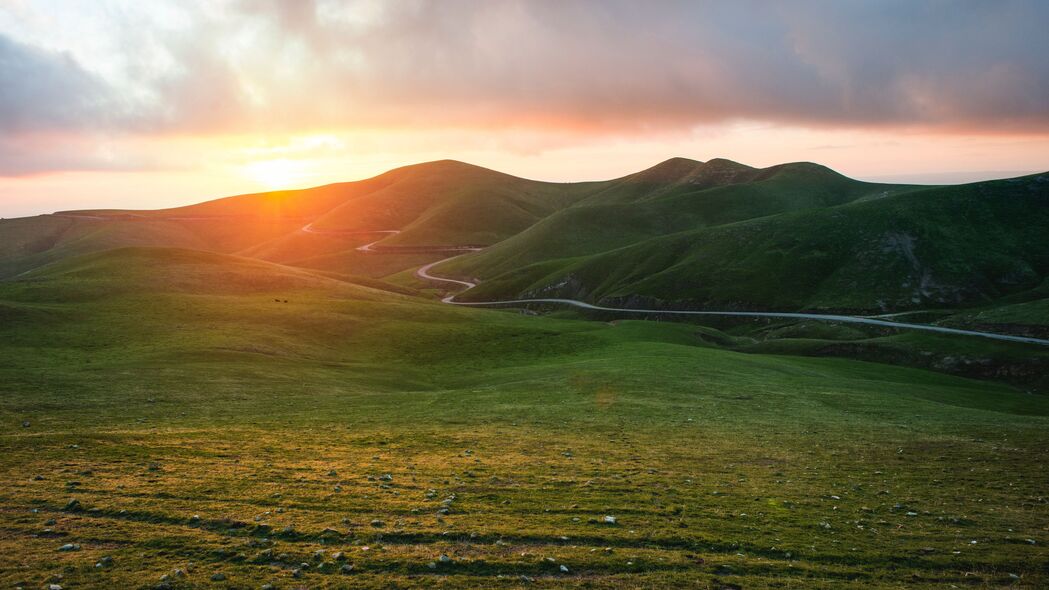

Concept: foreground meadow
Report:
left=1, top=249, right=1047, bottom=588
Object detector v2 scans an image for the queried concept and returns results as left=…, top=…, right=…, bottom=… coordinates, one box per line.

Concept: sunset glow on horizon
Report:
left=1, top=0, right=1047, bottom=217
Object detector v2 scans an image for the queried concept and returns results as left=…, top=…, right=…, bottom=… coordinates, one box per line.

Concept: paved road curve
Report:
left=411, top=242, right=1049, bottom=348
left=50, top=216, right=1032, bottom=348
left=44, top=214, right=1049, bottom=346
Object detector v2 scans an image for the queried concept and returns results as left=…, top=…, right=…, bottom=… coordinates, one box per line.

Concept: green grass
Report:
left=1, top=160, right=1048, bottom=588
left=1, top=248, right=1047, bottom=588
left=455, top=173, right=1049, bottom=314
left=940, top=296, right=1049, bottom=335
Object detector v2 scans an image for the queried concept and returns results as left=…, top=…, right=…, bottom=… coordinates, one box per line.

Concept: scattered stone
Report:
left=57, top=543, right=80, bottom=552
left=438, top=554, right=452, bottom=563
left=261, top=585, right=276, bottom=590
left=62, top=499, right=81, bottom=512
left=173, top=569, right=186, bottom=577
left=48, top=585, right=61, bottom=590
left=559, top=564, right=570, bottom=573
left=95, top=556, right=114, bottom=568
left=291, top=568, right=303, bottom=578
left=603, top=515, right=617, bottom=525
left=44, top=518, right=56, bottom=526
left=340, top=564, right=354, bottom=574
left=327, top=470, right=338, bottom=476
left=22, top=420, right=30, bottom=428
left=332, top=551, right=345, bottom=561
left=370, top=519, right=385, bottom=528
left=211, top=573, right=226, bottom=581
left=32, top=475, right=45, bottom=481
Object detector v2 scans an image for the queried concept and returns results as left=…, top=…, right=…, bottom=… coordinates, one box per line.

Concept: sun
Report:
left=241, top=158, right=309, bottom=190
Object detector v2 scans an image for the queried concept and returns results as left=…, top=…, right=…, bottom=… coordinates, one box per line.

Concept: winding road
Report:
left=311, top=226, right=1049, bottom=347
left=39, top=215, right=1049, bottom=346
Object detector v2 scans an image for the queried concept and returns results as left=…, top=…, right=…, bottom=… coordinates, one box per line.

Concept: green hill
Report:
left=0, top=160, right=599, bottom=280
left=448, top=159, right=917, bottom=279
left=306, top=160, right=598, bottom=246
left=454, top=172, right=1049, bottom=313
left=4, top=157, right=1046, bottom=321
left=0, top=214, right=305, bottom=279
left=5, top=246, right=417, bottom=303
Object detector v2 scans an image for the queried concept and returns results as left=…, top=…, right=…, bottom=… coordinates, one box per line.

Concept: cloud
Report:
left=1, top=0, right=1048, bottom=175
left=0, top=133, right=158, bottom=176
left=216, top=0, right=1049, bottom=133
left=0, top=33, right=112, bottom=133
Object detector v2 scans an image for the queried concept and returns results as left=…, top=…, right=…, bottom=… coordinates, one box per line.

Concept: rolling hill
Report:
left=0, top=160, right=599, bottom=280
left=450, top=170, right=1049, bottom=314
left=444, top=158, right=920, bottom=279
left=3, top=157, right=1047, bottom=322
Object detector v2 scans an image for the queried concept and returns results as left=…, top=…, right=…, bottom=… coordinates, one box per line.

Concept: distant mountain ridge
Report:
left=2, top=158, right=1047, bottom=317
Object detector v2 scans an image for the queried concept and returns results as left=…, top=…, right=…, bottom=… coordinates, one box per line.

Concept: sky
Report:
left=1, top=0, right=1048, bottom=217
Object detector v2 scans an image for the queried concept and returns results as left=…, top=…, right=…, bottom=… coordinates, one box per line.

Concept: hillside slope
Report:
left=2, top=234, right=1048, bottom=589
left=451, top=159, right=917, bottom=278
left=456, top=173, right=1049, bottom=313
left=5, top=158, right=1046, bottom=318
left=0, top=160, right=601, bottom=279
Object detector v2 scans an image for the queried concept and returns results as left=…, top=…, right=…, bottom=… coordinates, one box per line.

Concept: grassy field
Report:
left=1, top=249, right=1047, bottom=588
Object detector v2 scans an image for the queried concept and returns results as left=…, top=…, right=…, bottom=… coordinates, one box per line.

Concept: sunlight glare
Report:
left=241, top=158, right=310, bottom=190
